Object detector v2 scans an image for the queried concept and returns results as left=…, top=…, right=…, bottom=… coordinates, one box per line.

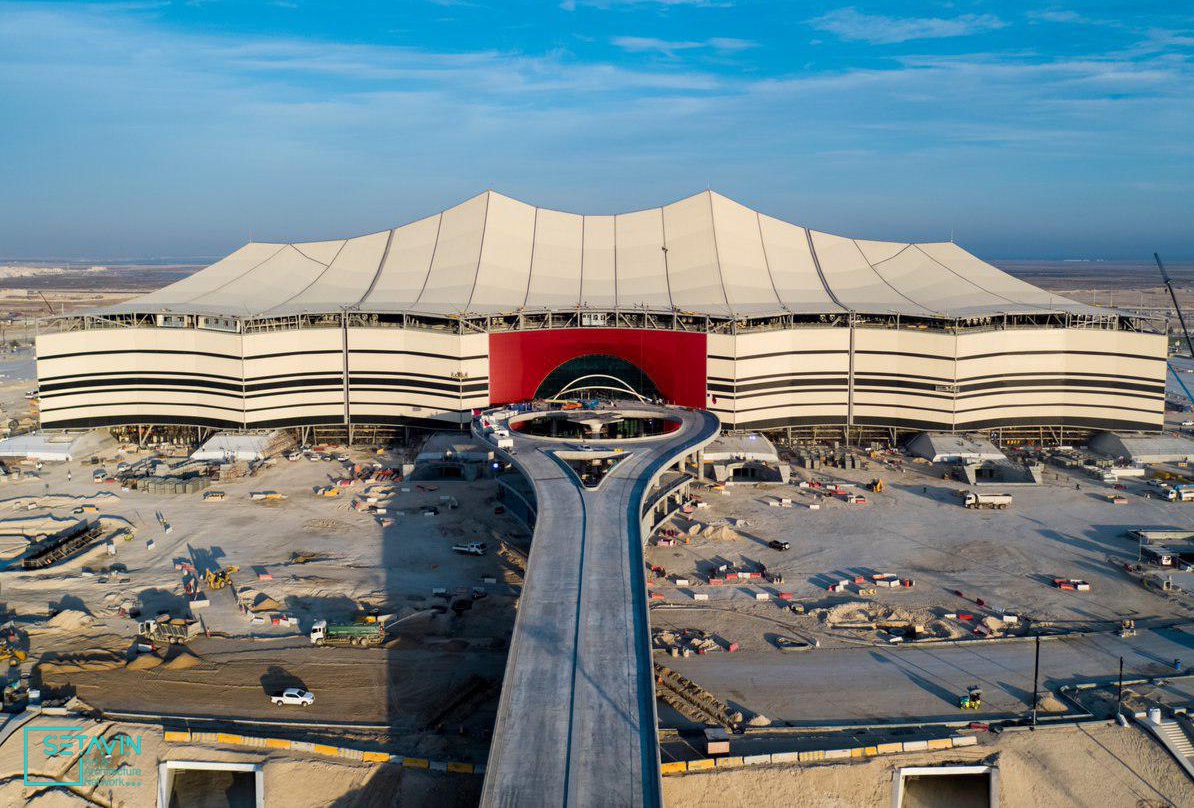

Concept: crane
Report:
left=35, top=291, right=56, bottom=316
left=1155, top=253, right=1194, bottom=407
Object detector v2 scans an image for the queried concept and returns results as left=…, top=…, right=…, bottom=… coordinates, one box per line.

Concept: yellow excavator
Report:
left=0, top=647, right=27, bottom=667
left=205, top=566, right=240, bottom=590
left=868, top=478, right=884, bottom=493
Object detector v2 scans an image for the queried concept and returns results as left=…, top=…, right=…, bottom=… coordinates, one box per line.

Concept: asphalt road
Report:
left=667, top=624, right=1194, bottom=725
left=479, top=407, right=718, bottom=808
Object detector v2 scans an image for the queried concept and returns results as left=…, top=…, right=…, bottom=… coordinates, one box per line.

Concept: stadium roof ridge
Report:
left=103, top=190, right=1095, bottom=320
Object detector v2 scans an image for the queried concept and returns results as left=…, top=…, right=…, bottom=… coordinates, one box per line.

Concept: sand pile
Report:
left=1038, top=694, right=1068, bottom=713
left=125, top=653, right=162, bottom=671
left=700, top=524, right=742, bottom=542
left=39, top=651, right=124, bottom=675
left=0, top=492, right=119, bottom=511
left=163, top=648, right=202, bottom=670
left=47, top=609, right=94, bottom=631
left=747, top=714, right=771, bottom=727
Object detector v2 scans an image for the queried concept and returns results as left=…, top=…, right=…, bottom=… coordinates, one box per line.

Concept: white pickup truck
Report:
left=270, top=687, right=314, bottom=707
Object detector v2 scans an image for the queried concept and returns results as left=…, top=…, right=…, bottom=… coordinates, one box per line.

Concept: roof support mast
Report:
left=1155, top=253, right=1194, bottom=406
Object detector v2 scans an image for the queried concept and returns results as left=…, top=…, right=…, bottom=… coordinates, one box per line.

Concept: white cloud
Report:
left=611, top=35, right=755, bottom=56
left=810, top=7, right=1008, bottom=44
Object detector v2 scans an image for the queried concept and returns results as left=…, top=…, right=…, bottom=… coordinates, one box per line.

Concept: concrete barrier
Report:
left=446, top=761, right=475, bottom=774
left=163, top=730, right=191, bottom=743
left=742, top=754, right=771, bottom=766
left=403, top=758, right=431, bottom=769
left=951, top=735, right=978, bottom=747
left=429, top=761, right=448, bottom=772
left=926, top=738, right=953, bottom=750
left=901, top=740, right=928, bottom=752
left=216, top=733, right=243, bottom=745
left=715, top=756, right=744, bottom=768
left=265, top=738, right=292, bottom=750
left=686, top=759, right=715, bottom=771
left=798, top=750, right=824, bottom=762
left=313, top=744, right=340, bottom=757
left=362, top=751, right=390, bottom=763
left=660, top=761, right=686, bottom=775
left=824, top=748, right=850, bottom=760
left=876, top=742, right=902, bottom=755
left=770, top=751, right=800, bottom=764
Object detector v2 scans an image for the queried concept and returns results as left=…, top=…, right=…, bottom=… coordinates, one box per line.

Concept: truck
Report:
left=309, top=619, right=385, bottom=647
left=960, top=491, right=1012, bottom=510
left=138, top=616, right=202, bottom=645
left=451, top=542, right=488, bottom=556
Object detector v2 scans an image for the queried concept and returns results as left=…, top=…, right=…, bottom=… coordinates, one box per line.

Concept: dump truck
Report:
left=138, top=616, right=202, bottom=645
left=960, top=491, right=1012, bottom=510
left=309, top=619, right=385, bottom=647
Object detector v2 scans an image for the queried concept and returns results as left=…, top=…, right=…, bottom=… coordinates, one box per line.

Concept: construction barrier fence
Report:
left=660, top=734, right=979, bottom=775
left=162, top=730, right=485, bottom=775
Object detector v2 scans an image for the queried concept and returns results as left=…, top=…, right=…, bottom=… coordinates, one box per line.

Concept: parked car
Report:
left=270, top=687, right=314, bottom=706
left=768, top=540, right=791, bottom=551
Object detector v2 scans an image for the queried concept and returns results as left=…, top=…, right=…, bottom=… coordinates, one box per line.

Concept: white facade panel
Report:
left=614, top=209, right=671, bottom=309
left=580, top=216, right=617, bottom=308
left=415, top=193, right=488, bottom=313
left=525, top=209, right=584, bottom=310
left=471, top=193, right=536, bottom=313
left=710, top=194, right=781, bottom=315
left=662, top=193, right=728, bottom=315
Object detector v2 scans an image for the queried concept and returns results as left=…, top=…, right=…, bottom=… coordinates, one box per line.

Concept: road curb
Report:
left=163, top=730, right=484, bottom=775
left=659, top=734, right=978, bottom=775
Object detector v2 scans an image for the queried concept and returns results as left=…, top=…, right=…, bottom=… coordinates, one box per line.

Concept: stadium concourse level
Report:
left=36, top=191, right=1165, bottom=437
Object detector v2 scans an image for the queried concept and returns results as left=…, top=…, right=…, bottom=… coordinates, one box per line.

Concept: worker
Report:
left=67, top=470, right=72, bottom=482
left=1075, top=483, right=1080, bottom=490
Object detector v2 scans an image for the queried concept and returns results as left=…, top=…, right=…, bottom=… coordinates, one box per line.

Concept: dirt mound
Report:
left=163, top=648, right=202, bottom=670
left=47, top=609, right=94, bottom=631
left=747, top=714, right=771, bottom=727
left=1038, top=694, right=1068, bottom=713
left=39, top=651, right=124, bottom=676
left=125, top=653, right=163, bottom=671
left=701, top=524, right=742, bottom=542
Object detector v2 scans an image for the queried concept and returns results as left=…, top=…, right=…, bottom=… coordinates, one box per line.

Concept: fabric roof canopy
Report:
left=105, top=191, right=1095, bottom=320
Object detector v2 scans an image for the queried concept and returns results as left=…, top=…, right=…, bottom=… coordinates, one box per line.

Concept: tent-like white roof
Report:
left=105, top=191, right=1096, bottom=320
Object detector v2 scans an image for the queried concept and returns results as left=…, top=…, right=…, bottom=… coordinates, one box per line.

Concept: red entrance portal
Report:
left=488, top=329, right=707, bottom=409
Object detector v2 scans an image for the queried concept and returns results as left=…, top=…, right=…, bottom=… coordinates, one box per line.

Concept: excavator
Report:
left=958, top=686, right=982, bottom=710
left=205, top=566, right=239, bottom=590
left=0, top=647, right=26, bottom=668
left=868, top=478, right=884, bottom=493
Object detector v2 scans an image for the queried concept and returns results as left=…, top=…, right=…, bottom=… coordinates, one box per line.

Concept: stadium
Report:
left=36, top=190, right=1166, bottom=443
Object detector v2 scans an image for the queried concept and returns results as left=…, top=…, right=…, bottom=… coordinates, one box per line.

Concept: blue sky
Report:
left=1, top=1, right=1192, bottom=261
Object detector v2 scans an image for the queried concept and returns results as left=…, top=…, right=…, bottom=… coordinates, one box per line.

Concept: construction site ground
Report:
left=0, top=447, right=526, bottom=766
left=661, top=719, right=1194, bottom=808
left=646, top=454, right=1194, bottom=728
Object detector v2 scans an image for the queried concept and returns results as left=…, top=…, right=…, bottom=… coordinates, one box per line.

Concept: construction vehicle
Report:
left=315, top=486, right=341, bottom=497
left=451, top=542, right=488, bottom=556
left=204, top=566, right=239, bottom=590
left=0, top=647, right=27, bottom=667
left=959, top=686, right=982, bottom=710
left=310, top=619, right=385, bottom=647
left=203, top=491, right=226, bottom=501
left=1053, top=577, right=1091, bottom=591
left=1119, top=619, right=1137, bottom=638
left=959, top=491, right=1012, bottom=510
left=138, top=616, right=202, bottom=645
left=249, top=491, right=287, bottom=501
left=868, top=478, right=884, bottom=493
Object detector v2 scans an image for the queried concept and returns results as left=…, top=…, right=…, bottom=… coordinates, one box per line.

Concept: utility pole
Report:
left=1116, top=656, right=1124, bottom=719
left=1031, top=635, right=1041, bottom=728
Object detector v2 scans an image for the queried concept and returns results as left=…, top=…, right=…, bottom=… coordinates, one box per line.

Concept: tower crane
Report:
left=1155, top=253, right=1194, bottom=407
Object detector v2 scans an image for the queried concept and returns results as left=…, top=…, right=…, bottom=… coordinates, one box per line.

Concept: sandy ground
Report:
left=662, top=721, right=1194, bottom=808
left=0, top=714, right=479, bottom=807
left=647, top=455, right=1194, bottom=654
left=0, top=430, right=522, bottom=766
